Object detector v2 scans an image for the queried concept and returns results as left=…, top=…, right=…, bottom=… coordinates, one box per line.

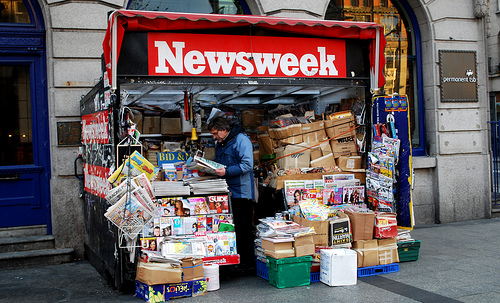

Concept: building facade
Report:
left=0, top=0, right=494, bottom=258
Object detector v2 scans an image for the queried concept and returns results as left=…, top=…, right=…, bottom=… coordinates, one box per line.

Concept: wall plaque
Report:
left=439, top=50, right=478, bottom=102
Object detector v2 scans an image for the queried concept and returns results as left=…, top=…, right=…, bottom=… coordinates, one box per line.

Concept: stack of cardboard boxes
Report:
left=257, top=111, right=359, bottom=170
left=346, top=209, right=400, bottom=268
left=135, top=258, right=207, bottom=302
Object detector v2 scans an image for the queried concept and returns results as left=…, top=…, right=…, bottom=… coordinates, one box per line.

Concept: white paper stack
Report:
left=187, top=178, right=229, bottom=195
left=152, top=181, right=191, bottom=197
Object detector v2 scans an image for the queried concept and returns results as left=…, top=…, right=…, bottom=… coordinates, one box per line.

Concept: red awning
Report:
left=103, top=10, right=386, bottom=90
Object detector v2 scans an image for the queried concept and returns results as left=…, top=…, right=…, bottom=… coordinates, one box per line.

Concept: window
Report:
left=0, top=0, right=30, bottom=23
left=326, top=0, right=425, bottom=155
left=127, top=0, right=249, bottom=14
left=0, top=65, right=32, bottom=165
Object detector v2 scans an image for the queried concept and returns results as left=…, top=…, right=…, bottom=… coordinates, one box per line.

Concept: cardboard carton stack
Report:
left=256, top=110, right=359, bottom=171
left=346, top=207, right=400, bottom=267
left=135, top=258, right=208, bottom=302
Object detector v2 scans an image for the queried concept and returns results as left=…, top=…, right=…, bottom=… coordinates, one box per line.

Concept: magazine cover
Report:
left=172, top=199, right=190, bottom=217
left=161, top=206, right=174, bottom=217
left=197, top=215, right=207, bottom=233
left=189, top=197, right=210, bottom=215
left=323, top=173, right=355, bottom=188
left=140, top=237, right=158, bottom=251
left=205, top=232, right=237, bottom=257
left=207, top=194, right=229, bottom=214
left=285, top=188, right=303, bottom=207
left=302, top=188, right=318, bottom=201
left=160, top=197, right=183, bottom=207
left=142, top=220, right=155, bottom=237
left=108, top=151, right=155, bottom=186
left=171, top=217, right=183, bottom=235
left=322, top=188, right=335, bottom=206
left=206, top=216, right=213, bottom=232
left=159, top=217, right=172, bottom=236
left=343, top=186, right=365, bottom=205
left=183, top=217, right=198, bottom=235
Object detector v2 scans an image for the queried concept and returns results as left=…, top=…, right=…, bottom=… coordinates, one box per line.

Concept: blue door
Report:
left=0, top=0, right=50, bottom=229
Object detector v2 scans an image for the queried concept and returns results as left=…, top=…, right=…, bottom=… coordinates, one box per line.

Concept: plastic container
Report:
left=357, top=263, right=399, bottom=277
left=256, top=259, right=320, bottom=283
left=266, top=256, right=313, bottom=288
left=397, top=240, right=421, bottom=262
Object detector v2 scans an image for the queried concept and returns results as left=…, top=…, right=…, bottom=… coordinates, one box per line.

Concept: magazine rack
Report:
left=141, top=189, right=240, bottom=266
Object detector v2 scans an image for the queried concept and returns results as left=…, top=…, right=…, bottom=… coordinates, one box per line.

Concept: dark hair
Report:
left=208, top=117, right=231, bottom=132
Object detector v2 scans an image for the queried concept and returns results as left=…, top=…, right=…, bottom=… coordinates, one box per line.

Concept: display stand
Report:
left=146, top=190, right=240, bottom=266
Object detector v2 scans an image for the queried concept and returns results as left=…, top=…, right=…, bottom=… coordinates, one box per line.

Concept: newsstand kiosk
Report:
left=80, top=10, right=400, bottom=292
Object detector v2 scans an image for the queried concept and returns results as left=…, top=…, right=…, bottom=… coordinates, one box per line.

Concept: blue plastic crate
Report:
left=256, top=259, right=320, bottom=283
left=357, top=263, right=399, bottom=277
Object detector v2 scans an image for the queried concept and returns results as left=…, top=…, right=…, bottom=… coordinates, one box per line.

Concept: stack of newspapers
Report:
left=104, top=173, right=156, bottom=238
left=152, top=181, right=191, bottom=197
left=187, top=178, right=229, bottom=195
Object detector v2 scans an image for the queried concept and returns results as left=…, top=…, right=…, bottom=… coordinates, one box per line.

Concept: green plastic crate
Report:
left=397, top=240, right=421, bottom=262
left=266, top=256, right=312, bottom=288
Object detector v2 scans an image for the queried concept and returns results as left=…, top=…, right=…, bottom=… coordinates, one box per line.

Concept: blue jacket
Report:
left=214, top=124, right=255, bottom=200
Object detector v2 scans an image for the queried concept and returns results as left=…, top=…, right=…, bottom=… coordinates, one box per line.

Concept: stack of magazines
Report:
left=152, top=181, right=191, bottom=197
left=187, top=178, right=229, bottom=195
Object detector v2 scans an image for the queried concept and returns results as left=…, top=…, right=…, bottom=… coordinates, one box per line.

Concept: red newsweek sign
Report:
left=148, top=33, right=346, bottom=78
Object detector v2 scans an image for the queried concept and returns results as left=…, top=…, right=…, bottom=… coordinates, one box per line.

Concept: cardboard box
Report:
left=143, top=116, right=161, bottom=134
left=269, top=124, right=303, bottom=145
left=295, top=244, right=315, bottom=257
left=324, top=115, right=356, bottom=139
left=294, top=235, right=314, bottom=246
left=320, top=249, right=357, bottom=286
left=338, top=156, right=362, bottom=170
left=136, top=262, right=183, bottom=285
left=274, top=143, right=311, bottom=169
left=294, top=235, right=315, bottom=257
left=310, top=153, right=336, bottom=168
left=302, top=121, right=328, bottom=144
left=329, top=211, right=352, bottom=245
left=374, top=212, right=398, bottom=239
left=135, top=279, right=207, bottom=302
left=378, top=238, right=399, bottom=265
left=258, top=133, right=275, bottom=155
left=265, top=249, right=295, bottom=259
left=330, top=136, right=358, bottom=158
left=310, top=146, right=323, bottom=161
left=352, top=239, right=379, bottom=268
left=181, top=258, right=204, bottom=282
left=161, top=117, right=182, bottom=135
left=242, top=109, right=264, bottom=127
left=131, top=111, right=143, bottom=133
left=292, top=215, right=329, bottom=246
left=261, top=238, right=294, bottom=251
left=344, top=209, right=376, bottom=241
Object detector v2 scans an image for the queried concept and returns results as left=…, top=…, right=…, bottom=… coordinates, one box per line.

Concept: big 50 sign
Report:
left=148, top=33, right=346, bottom=78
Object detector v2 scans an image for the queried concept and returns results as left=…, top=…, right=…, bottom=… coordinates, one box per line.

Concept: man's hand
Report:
left=215, top=167, right=226, bottom=177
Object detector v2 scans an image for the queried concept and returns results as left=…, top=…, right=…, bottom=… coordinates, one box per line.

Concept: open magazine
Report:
left=185, top=155, right=225, bottom=175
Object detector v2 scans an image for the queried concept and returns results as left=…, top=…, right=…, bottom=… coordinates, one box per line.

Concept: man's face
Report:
left=210, top=128, right=229, bottom=143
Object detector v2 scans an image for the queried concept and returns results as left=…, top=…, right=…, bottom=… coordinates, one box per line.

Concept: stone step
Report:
left=0, top=225, right=47, bottom=238
left=0, top=235, right=55, bottom=253
left=0, top=248, right=75, bottom=270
